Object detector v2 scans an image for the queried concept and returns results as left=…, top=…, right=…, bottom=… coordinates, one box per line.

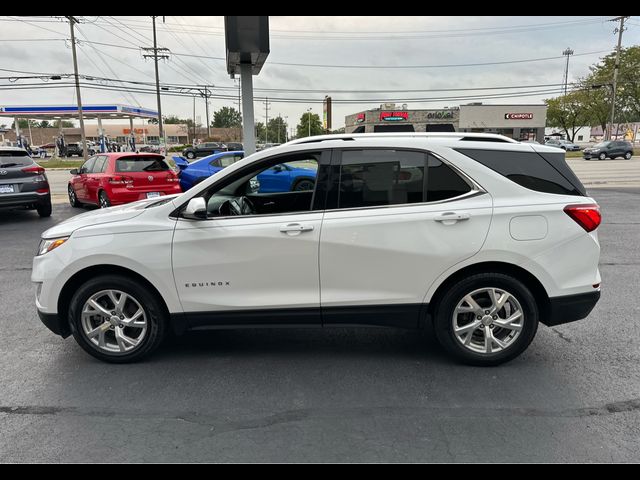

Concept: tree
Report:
left=11, top=119, right=39, bottom=129
left=163, top=115, right=185, bottom=124
left=255, top=122, right=266, bottom=142
left=38, top=120, right=51, bottom=128
left=296, top=112, right=324, bottom=138
left=213, top=107, right=242, bottom=128
left=267, top=116, right=288, bottom=143
left=584, top=46, right=640, bottom=124
left=545, top=90, right=592, bottom=142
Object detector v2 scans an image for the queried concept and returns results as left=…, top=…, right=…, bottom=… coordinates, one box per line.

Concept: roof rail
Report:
left=285, top=132, right=518, bottom=146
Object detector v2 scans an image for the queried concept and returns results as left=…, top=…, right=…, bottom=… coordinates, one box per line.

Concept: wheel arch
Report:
left=291, top=176, right=316, bottom=189
left=57, top=264, right=181, bottom=336
left=426, top=261, right=550, bottom=323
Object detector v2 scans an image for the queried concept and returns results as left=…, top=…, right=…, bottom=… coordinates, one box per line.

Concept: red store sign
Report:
left=504, top=113, right=534, bottom=120
left=380, top=111, right=409, bottom=122
left=356, top=113, right=366, bottom=123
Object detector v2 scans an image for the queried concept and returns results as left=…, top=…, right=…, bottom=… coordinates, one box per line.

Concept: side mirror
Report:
left=70, top=169, right=78, bottom=175
left=273, top=164, right=283, bottom=172
left=183, top=197, right=207, bottom=220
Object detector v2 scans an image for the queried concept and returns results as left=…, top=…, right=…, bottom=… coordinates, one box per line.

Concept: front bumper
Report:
left=543, top=290, right=600, bottom=326
left=37, top=309, right=71, bottom=338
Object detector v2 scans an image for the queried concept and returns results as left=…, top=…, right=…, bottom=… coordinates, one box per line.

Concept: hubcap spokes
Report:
left=452, top=287, right=523, bottom=355
left=81, top=290, right=147, bottom=354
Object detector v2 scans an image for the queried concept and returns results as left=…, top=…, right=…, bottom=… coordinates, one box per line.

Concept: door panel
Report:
left=172, top=211, right=323, bottom=320
left=319, top=195, right=492, bottom=310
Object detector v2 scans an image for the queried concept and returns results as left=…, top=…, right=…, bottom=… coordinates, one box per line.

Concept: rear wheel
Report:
left=68, top=185, right=81, bottom=207
left=625, top=151, right=633, bottom=160
left=433, top=273, right=539, bottom=366
left=98, top=190, right=111, bottom=209
left=186, top=151, right=196, bottom=160
left=599, top=152, right=607, bottom=160
left=69, top=275, right=167, bottom=363
left=36, top=200, right=52, bottom=217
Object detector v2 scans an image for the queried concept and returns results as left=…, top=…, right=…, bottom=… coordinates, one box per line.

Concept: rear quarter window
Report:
left=455, top=148, right=585, bottom=196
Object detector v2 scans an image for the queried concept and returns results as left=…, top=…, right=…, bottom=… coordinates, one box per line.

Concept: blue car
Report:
left=174, top=150, right=317, bottom=193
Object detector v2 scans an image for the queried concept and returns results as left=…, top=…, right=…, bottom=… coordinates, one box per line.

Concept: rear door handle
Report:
left=280, top=223, right=314, bottom=234
left=434, top=212, right=471, bottom=223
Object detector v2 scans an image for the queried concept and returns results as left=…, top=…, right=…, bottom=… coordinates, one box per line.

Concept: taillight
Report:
left=564, top=204, right=601, bottom=232
left=166, top=173, right=180, bottom=183
left=108, top=175, right=134, bottom=186
left=22, top=165, right=45, bottom=175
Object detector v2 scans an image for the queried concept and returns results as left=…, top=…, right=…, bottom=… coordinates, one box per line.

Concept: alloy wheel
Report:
left=80, top=289, right=148, bottom=354
left=452, top=287, right=524, bottom=355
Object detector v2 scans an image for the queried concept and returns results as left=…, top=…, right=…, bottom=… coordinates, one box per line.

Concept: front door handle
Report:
left=280, top=223, right=314, bottom=235
left=434, top=212, right=471, bottom=223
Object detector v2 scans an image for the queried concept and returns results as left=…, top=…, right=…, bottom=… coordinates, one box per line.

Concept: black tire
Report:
left=433, top=273, right=539, bottom=366
left=186, top=151, right=196, bottom=160
left=68, top=185, right=81, bottom=208
left=98, top=190, right=111, bottom=209
left=599, top=152, right=607, bottom=160
left=36, top=200, right=52, bottom=217
left=68, top=274, right=167, bottom=363
left=625, top=151, right=633, bottom=160
left=292, top=178, right=315, bottom=191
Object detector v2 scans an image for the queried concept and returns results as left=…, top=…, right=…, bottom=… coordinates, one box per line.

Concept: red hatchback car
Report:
left=68, top=153, right=181, bottom=208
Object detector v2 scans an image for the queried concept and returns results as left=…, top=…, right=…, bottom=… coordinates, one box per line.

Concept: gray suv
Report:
left=583, top=140, right=634, bottom=160
left=0, top=147, right=52, bottom=217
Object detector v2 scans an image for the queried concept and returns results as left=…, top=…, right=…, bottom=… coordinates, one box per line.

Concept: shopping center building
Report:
left=345, top=103, right=547, bottom=142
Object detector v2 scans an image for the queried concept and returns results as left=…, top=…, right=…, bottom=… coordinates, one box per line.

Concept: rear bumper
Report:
left=38, top=309, right=70, bottom=338
left=0, top=191, right=51, bottom=208
left=108, top=186, right=182, bottom=205
left=543, top=291, right=600, bottom=327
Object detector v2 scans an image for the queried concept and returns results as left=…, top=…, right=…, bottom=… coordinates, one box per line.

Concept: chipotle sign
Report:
left=504, top=113, right=534, bottom=120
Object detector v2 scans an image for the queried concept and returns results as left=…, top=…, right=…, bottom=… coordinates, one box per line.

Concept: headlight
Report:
left=37, top=237, right=69, bottom=256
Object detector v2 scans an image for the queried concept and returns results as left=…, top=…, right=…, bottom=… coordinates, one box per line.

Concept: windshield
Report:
left=594, top=141, right=611, bottom=148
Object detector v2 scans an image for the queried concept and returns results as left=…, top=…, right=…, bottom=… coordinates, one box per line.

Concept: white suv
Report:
left=32, top=133, right=601, bottom=365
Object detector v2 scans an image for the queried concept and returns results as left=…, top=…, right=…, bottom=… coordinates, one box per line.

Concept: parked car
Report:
left=224, top=142, right=243, bottom=151
left=67, top=153, right=181, bottom=209
left=174, top=150, right=317, bottom=193
left=582, top=140, right=634, bottom=160
left=182, top=142, right=227, bottom=160
left=544, top=139, right=581, bottom=151
left=34, top=133, right=601, bottom=365
left=65, top=142, right=96, bottom=157
left=0, top=147, right=51, bottom=217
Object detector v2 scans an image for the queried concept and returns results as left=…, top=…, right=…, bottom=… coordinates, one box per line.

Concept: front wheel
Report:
left=292, top=179, right=315, bottom=191
left=433, top=273, right=539, bottom=366
left=186, top=152, right=196, bottom=160
left=68, top=275, right=167, bottom=363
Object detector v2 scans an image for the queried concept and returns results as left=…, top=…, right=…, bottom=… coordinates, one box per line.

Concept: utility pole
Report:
left=66, top=16, right=88, bottom=161
left=608, top=16, right=629, bottom=140
left=562, top=47, right=574, bottom=96
left=198, top=86, right=212, bottom=138
left=307, top=108, right=312, bottom=137
left=142, top=16, right=169, bottom=152
left=192, top=95, right=196, bottom=143
left=264, top=97, right=271, bottom=143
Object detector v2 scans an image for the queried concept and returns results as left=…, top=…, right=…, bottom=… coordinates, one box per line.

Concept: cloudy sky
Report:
left=1, top=16, right=638, bottom=132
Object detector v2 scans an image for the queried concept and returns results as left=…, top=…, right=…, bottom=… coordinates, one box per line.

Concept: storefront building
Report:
left=345, top=103, right=547, bottom=142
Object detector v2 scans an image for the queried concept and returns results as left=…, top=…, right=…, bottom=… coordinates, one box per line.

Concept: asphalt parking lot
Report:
left=1, top=186, right=639, bottom=462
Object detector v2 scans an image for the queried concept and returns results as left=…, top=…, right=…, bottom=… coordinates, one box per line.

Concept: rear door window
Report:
left=80, top=157, right=96, bottom=174
left=92, top=155, right=109, bottom=173
left=426, top=155, right=472, bottom=202
left=455, top=148, right=585, bottom=196
left=116, top=156, right=170, bottom=172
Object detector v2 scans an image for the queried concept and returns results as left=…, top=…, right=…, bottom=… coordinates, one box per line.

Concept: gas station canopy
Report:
left=0, top=104, right=158, bottom=121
